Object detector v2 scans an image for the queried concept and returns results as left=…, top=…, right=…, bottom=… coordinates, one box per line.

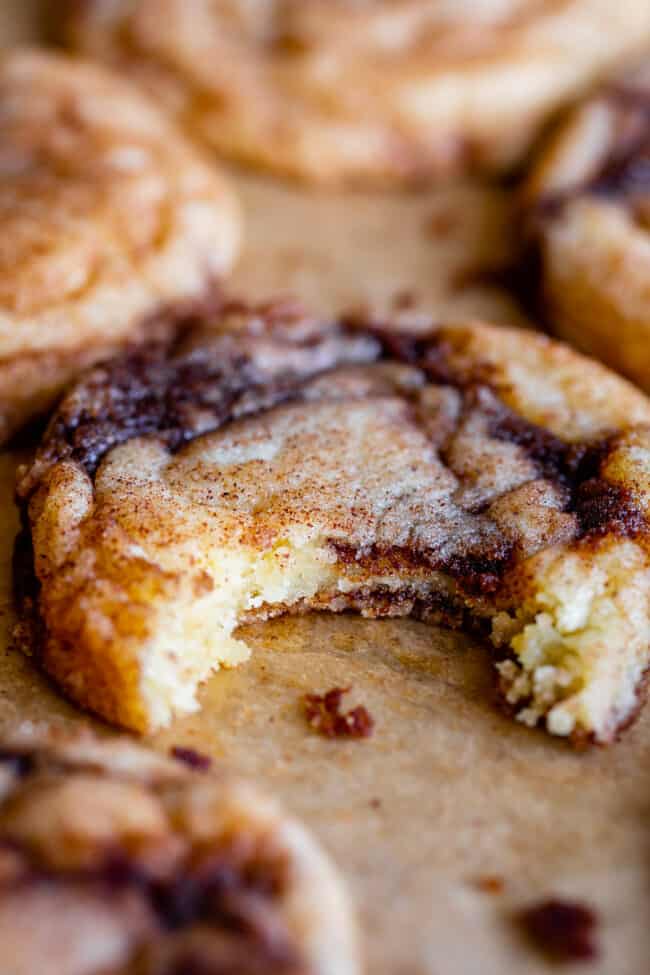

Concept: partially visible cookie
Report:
left=521, top=64, right=650, bottom=390
left=63, top=0, right=650, bottom=186
left=0, top=49, right=241, bottom=444
left=0, top=729, right=358, bottom=975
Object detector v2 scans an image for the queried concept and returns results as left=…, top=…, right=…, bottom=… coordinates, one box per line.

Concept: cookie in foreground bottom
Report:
left=0, top=730, right=358, bottom=975
left=16, top=303, right=650, bottom=742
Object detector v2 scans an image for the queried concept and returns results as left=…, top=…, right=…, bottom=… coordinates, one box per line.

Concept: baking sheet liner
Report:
left=1, top=5, right=649, bottom=973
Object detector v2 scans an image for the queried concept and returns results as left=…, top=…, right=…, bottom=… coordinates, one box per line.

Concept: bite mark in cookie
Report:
left=15, top=303, right=650, bottom=742
left=0, top=731, right=358, bottom=975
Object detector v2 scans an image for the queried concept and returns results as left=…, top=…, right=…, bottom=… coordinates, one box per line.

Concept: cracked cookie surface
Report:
left=16, top=302, right=650, bottom=741
left=0, top=48, right=240, bottom=444
left=521, top=64, right=650, bottom=391
left=0, top=729, right=357, bottom=975
left=63, top=0, right=650, bottom=186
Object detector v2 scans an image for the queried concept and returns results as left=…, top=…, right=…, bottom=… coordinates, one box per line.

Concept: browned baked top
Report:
left=18, top=303, right=648, bottom=594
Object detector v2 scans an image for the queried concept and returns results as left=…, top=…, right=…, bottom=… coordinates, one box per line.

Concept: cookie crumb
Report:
left=392, top=290, right=418, bottom=310
left=302, top=688, right=374, bottom=739
left=519, top=898, right=599, bottom=962
left=474, top=875, right=504, bottom=895
left=170, top=746, right=212, bottom=771
left=425, top=209, right=458, bottom=238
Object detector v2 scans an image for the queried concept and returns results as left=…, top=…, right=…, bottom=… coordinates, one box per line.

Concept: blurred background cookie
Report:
left=521, top=64, right=650, bottom=390
left=64, top=0, right=650, bottom=187
left=0, top=48, right=241, bottom=445
left=0, top=729, right=358, bottom=975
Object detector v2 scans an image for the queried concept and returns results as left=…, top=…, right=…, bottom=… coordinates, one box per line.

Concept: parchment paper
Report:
left=1, top=6, right=649, bottom=974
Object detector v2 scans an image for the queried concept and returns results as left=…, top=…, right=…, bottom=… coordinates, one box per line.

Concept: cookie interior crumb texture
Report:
left=16, top=306, right=650, bottom=742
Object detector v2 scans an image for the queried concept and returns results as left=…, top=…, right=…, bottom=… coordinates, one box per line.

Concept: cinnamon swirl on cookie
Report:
left=522, top=64, right=650, bottom=391
left=64, top=0, right=650, bottom=186
left=0, top=49, right=240, bottom=444
left=15, top=302, right=650, bottom=743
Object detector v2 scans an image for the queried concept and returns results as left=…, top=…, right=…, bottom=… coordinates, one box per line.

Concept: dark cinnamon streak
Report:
left=532, top=85, right=650, bottom=216
left=170, top=746, right=212, bottom=772
left=586, top=85, right=650, bottom=201
left=515, top=84, right=650, bottom=323
left=483, top=398, right=644, bottom=539
left=24, top=346, right=291, bottom=483
left=332, top=541, right=513, bottom=597
left=0, top=749, right=35, bottom=778
left=16, top=306, right=379, bottom=496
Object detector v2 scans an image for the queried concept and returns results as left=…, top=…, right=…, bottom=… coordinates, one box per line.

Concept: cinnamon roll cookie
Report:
left=63, top=0, right=650, bottom=186
left=0, top=730, right=358, bottom=975
left=0, top=49, right=240, bottom=445
left=521, top=65, right=650, bottom=390
left=16, top=302, right=650, bottom=743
